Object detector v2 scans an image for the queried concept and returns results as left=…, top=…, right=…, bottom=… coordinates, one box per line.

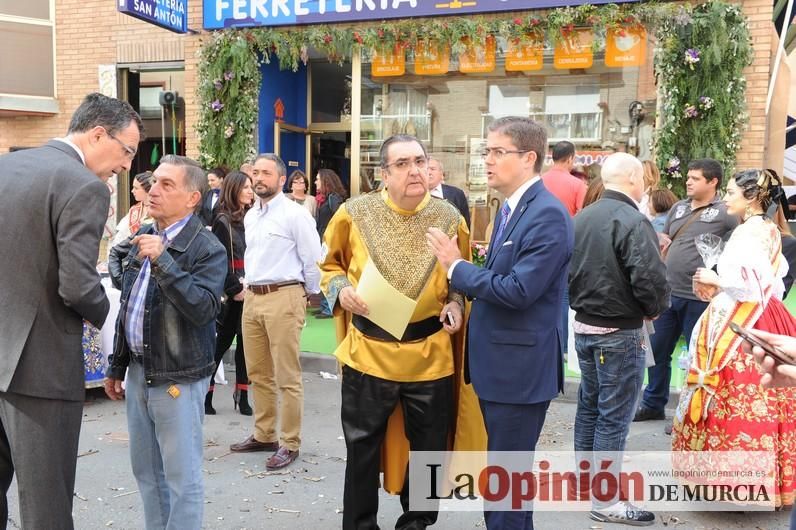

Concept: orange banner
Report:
left=505, top=38, right=544, bottom=72
left=605, top=26, right=647, bottom=68
left=414, top=41, right=450, bottom=75
left=459, top=35, right=496, bottom=73
left=553, top=28, right=593, bottom=70
left=371, top=46, right=405, bottom=77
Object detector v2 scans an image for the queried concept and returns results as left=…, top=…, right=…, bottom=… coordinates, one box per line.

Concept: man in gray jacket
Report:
left=0, top=93, right=142, bottom=529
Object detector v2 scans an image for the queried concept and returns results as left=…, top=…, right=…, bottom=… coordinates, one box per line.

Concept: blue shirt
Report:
left=124, top=214, right=192, bottom=354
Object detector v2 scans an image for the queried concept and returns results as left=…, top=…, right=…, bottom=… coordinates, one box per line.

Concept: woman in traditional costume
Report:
left=673, top=169, right=796, bottom=507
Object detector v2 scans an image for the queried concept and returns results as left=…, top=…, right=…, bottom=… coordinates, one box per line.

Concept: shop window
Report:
left=360, top=50, right=653, bottom=203
left=311, top=61, right=352, bottom=123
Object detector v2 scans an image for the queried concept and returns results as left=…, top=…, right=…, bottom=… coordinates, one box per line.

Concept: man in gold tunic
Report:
left=320, top=135, right=481, bottom=529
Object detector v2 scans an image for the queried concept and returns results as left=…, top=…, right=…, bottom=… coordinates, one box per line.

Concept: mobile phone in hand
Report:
left=729, top=322, right=795, bottom=366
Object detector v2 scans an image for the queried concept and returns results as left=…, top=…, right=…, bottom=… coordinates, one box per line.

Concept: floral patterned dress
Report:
left=672, top=216, right=796, bottom=506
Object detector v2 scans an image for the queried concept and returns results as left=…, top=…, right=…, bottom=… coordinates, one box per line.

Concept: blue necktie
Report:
left=494, top=201, right=511, bottom=243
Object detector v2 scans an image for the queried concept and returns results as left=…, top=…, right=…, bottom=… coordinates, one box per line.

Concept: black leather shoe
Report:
left=204, top=391, right=216, bottom=415
left=633, top=407, right=665, bottom=422
left=230, top=435, right=279, bottom=453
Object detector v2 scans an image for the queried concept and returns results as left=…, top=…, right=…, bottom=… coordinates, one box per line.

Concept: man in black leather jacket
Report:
left=105, top=155, right=226, bottom=529
left=568, top=152, right=670, bottom=527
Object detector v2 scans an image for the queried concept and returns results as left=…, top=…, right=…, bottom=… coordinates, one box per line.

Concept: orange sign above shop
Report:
left=605, top=26, right=647, bottom=68
left=553, top=28, right=593, bottom=70
left=459, top=35, right=496, bottom=73
left=414, top=41, right=450, bottom=75
left=371, top=46, right=405, bottom=77
left=505, top=39, right=544, bottom=72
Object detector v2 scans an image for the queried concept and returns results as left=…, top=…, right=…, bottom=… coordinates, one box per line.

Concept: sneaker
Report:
left=590, top=501, right=655, bottom=526
left=633, top=407, right=665, bottom=422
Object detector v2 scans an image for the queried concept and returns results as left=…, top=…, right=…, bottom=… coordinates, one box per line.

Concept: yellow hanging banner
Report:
left=459, top=35, right=496, bottom=73
left=505, top=38, right=544, bottom=72
left=605, top=26, right=647, bottom=68
left=371, top=46, right=406, bottom=77
left=553, top=28, right=593, bottom=70
left=413, top=41, right=450, bottom=75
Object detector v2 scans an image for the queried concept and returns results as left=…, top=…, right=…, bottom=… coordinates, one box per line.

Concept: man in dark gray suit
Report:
left=0, top=93, right=143, bottom=529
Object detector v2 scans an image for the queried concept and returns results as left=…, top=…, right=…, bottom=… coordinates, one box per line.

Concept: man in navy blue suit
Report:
left=427, top=116, right=573, bottom=530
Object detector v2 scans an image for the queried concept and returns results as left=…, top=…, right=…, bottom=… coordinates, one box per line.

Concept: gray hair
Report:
left=159, top=155, right=207, bottom=215
left=379, top=135, right=427, bottom=168
left=487, top=117, right=547, bottom=173
left=67, top=92, right=144, bottom=138
left=427, top=157, right=444, bottom=170
left=254, top=153, right=287, bottom=177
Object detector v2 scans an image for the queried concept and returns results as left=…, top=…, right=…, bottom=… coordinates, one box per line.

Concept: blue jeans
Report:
left=574, top=329, right=645, bottom=507
left=640, top=296, right=708, bottom=412
left=126, top=363, right=210, bottom=530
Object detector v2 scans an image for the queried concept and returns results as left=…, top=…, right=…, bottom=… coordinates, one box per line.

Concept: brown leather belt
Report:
left=248, top=281, right=303, bottom=295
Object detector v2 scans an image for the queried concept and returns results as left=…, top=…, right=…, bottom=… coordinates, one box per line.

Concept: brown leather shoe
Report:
left=266, top=447, right=299, bottom=470
left=229, top=435, right=279, bottom=453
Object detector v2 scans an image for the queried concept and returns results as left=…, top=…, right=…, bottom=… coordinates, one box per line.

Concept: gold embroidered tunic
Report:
left=320, top=190, right=468, bottom=382
left=320, top=190, right=487, bottom=494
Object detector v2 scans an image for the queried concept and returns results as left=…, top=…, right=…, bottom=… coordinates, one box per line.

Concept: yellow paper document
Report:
left=356, top=258, right=418, bottom=340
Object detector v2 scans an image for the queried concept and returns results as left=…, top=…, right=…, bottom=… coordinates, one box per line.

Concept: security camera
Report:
left=159, top=91, right=178, bottom=106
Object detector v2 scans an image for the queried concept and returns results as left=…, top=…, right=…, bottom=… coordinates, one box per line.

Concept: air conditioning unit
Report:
left=159, top=90, right=178, bottom=106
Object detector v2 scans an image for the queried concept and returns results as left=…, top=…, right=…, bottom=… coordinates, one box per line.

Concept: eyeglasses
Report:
left=105, top=129, right=137, bottom=160
left=480, top=148, right=530, bottom=160
left=383, top=156, right=428, bottom=172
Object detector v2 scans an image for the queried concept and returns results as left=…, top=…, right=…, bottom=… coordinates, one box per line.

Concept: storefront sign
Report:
left=371, top=46, right=405, bottom=77
left=553, top=28, right=593, bottom=70
left=459, top=36, right=496, bottom=74
left=413, top=41, right=449, bottom=76
left=204, top=0, right=632, bottom=30
left=605, top=26, right=647, bottom=67
left=505, top=39, right=544, bottom=72
left=117, top=0, right=188, bottom=34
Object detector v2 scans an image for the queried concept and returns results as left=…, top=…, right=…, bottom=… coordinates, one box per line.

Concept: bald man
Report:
left=568, top=153, right=670, bottom=526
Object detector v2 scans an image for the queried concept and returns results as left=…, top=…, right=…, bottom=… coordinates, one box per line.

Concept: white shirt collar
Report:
left=504, top=176, right=540, bottom=216
left=54, top=137, right=86, bottom=165
left=255, top=191, right=285, bottom=212
left=430, top=184, right=443, bottom=198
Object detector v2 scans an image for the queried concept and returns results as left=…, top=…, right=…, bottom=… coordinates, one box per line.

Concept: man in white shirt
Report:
left=229, top=153, right=322, bottom=471
left=427, top=157, right=471, bottom=228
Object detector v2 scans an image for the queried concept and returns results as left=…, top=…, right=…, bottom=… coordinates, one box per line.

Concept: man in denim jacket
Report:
left=106, top=155, right=226, bottom=530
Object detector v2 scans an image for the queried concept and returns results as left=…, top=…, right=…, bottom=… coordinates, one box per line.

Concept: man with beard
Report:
left=229, top=154, right=322, bottom=471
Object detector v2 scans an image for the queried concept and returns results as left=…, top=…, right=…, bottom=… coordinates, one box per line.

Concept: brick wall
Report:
left=0, top=1, right=190, bottom=152
left=737, top=0, right=774, bottom=170
left=0, top=0, right=782, bottom=174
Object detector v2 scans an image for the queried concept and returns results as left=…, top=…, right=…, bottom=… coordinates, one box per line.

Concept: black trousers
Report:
left=212, top=299, right=248, bottom=387
left=0, top=391, right=83, bottom=530
left=341, top=366, right=453, bottom=530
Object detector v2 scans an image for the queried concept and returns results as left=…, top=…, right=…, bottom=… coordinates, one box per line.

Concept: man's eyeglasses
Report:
left=480, top=148, right=530, bottom=160
left=105, top=129, right=137, bottom=160
left=383, top=156, right=428, bottom=172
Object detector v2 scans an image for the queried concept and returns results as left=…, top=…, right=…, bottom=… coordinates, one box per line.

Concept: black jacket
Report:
left=212, top=212, right=247, bottom=297
left=441, top=183, right=471, bottom=228
left=317, top=192, right=344, bottom=240
left=108, top=215, right=227, bottom=385
left=782, top=234, right=796, bottom=297
left=569, top=190, right=671, bottom=329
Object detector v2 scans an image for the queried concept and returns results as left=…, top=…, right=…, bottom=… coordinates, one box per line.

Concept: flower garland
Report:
left=653, top=1, right=752, bottom=196
left=197, top=0, right=751, bottom=181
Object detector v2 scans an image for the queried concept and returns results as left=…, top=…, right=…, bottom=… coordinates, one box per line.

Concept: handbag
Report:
left=661, top=205, right=709, bottom=260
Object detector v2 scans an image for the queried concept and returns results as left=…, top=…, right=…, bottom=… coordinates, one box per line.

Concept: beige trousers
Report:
left=241, top=285, right=306, bottom=451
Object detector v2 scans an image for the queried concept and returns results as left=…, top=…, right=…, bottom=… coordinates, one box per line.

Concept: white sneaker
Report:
left=590, top=501, right=655, bottom=526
